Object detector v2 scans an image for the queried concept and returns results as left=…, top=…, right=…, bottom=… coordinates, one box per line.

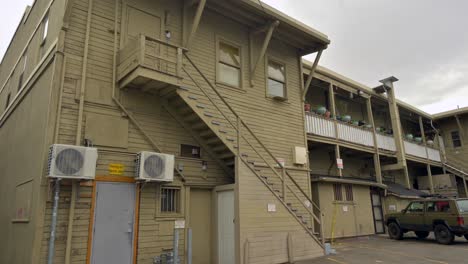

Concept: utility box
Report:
left=293, top=146, right=308, bottom=165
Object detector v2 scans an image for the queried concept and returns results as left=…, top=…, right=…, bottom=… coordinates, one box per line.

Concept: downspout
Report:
left=64, top=0, right=94, bottom=263
left=47, top=179, right=61, bottom=264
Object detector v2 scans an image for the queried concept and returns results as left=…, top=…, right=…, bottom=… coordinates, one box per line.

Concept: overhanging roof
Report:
left=433, top=106, right=468, bottom=120
left=311, top=175, right=387, bottom=189
left=385, top=181, right=426, bottom=199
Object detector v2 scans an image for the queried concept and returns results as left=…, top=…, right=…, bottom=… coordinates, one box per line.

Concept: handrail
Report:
left=183, top=53, right=323, bottom=228
left=143, top=34, right=188, bottom=51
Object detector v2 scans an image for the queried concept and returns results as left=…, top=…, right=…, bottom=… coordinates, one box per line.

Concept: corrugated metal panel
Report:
left=337, top=123, right=374, bottom=147
left=305, top=113, right=335, bottom=138
left=376, top=134, right=396, bottom=152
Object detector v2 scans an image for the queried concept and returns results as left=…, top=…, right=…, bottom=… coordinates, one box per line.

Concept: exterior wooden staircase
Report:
left=162, top=53, right=325, bottom=248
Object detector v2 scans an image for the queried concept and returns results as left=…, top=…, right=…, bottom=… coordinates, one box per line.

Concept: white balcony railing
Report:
left=376, top=133, right=397, bottom=152
left=305, top=112, right=442, bottom=163
left=337, top=123, right=374, bottom=147
left=427, top=147, right=442, bottom=162
left=404, top=140, right=427, bottom=160
left=305, top=113, right=336, bottom=138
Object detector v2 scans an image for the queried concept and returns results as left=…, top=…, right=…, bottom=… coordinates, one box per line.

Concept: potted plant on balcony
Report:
left=304, top=101, right=311, bottom=112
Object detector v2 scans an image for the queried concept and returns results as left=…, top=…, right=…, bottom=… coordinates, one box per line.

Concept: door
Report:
left=370, top=191, right=385, bottom=234
left=217, top=190, right=235, bottom=264
left=91, top=182, right=136, bottom=264
left=190, top=189, right=212, bottom=264
left=399, top=201, right=425, bottom=230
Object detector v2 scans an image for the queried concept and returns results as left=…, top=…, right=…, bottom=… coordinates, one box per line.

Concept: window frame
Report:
left=406, top=201, right=425, bottom=213
left=265, top=56, right=288, bottom=100
left=216, top=36, right=243, bottom=89
left=333, top=183, right=343, bottom=201
left=344, top=184, right=354, bottom=202
left=180, top=144, right=202, bottom=159
left=158, top=186, right=183, bottom=217
left=451, top=130, right=462, bottom=148
left=41, top=13, right=49, bottom=45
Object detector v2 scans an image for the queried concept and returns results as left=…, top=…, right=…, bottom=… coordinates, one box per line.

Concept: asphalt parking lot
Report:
left=300, top=234, right=468, bottom=264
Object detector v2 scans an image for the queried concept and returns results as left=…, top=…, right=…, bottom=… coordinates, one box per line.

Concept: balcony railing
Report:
left=117, top=34, right=184, bottom=89
left=305, top=112, right=442, bottom=163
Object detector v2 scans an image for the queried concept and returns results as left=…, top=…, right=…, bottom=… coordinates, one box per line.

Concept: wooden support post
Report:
left=366, top=97, right=382, bottom=184
left=287, top=233, right=294, bottom=263
left=185, top=0, right=206, bottom=49
left=176, top=48, right=183, bottom=77
left=386, top=86, right=410, bottom=189
left=139, top=34, right=146, bottom=64
left=419, top=116, right=434, bottom=193
left=282, top=167, right=286, bottom=202
left=250, top=20, right=279, bottom=86
left=303, top=50, right=323, bottom=100
left=455, top=115, right=465, bottom=138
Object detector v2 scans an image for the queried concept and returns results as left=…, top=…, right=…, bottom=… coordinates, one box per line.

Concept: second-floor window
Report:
left=267, top=59, right=286, bottom=98
left=451, top=131, right=462, bottom=148
left=218, top=41, right=241, bottom=88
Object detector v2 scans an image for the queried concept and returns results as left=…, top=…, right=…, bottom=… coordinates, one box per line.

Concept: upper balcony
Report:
left=117, top=34, right=185, bottom=90
left=305, top=112, right=442, bottom=163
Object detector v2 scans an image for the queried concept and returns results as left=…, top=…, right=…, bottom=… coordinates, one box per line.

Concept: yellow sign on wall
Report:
left=109, top=163, right=125, bottom=175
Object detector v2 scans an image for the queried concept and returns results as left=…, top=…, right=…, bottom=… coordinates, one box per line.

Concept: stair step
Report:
left=226, top=137, right=235, bottom=142
left=260, top=175, right=268, bottom=180
left=192, top=122, right=208, bottom=131
left=188, top=95, right=198, bottom=100
left=199, top=130, right=214, bottom=138
left=219, top=129, right=228, bottom=134
left=211, top=120, right=221, bottom=126
left=179, top=86, right=190, bottom=91
left=204, top=112, right=214, bottom=118
left=196, top=104, right=206, bottom=109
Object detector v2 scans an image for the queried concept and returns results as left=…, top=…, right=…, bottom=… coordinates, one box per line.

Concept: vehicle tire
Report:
left=434, top=224, right=454, bottom=245
left=464, top=234, right=468, bottom=241
left=388, top=222, right=403, bottom=240
left=415, top=231, right=430, bottom=239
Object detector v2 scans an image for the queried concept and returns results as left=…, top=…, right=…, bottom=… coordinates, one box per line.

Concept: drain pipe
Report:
left=47, top=178, right=61, bottom=264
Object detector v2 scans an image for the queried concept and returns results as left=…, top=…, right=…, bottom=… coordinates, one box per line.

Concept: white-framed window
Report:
left=217, top=40, right=242, bottom=88
left=267, top=59, right=286, bottom=98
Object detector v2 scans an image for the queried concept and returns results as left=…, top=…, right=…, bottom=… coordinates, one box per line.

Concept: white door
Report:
left=217, top=190, right=235, bottom=264
left=91, top=182, right=136, bottom=264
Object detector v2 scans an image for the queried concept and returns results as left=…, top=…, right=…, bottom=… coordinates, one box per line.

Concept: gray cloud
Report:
left=263, top=0, right=468, bottom=114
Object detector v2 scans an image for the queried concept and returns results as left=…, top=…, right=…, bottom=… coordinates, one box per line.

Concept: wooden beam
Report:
left=250, top=20, right=279, bottom=86
left=367, top=97, right=382, bottom=184
left=185, top=0, right=206, bottom=49
left=455, top=115, right=465, bottom=137
left=303, top=49, right=323, bottom=100
left=381, top=163, right=404, bottom=171
left=419, top=116, right=434, bottom=193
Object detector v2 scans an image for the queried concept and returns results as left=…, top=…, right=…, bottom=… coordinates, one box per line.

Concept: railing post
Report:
left=282, top=167, right=286, bottom=201
left=319, top=212, right=325, bottom=246
left=176, top=48, right=183, bottom=78
left=139, top=34, right=146, bottom=65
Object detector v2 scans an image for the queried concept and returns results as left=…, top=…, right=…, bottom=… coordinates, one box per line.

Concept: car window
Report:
left=407, top=202, right=424, bottom=213
left=427, top=201, right=451, bottom=212
left=457, top=200, right=468, bottom=213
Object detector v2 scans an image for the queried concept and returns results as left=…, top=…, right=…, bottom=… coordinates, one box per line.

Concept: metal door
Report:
left=370, top=191, right=385, bottom=234
left=91, top=182, right=136, bottom=264
left=217, top=190, right=235, bottom=264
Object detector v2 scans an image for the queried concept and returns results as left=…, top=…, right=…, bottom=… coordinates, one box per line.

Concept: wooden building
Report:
left=0, top=0, right=330, bottom=263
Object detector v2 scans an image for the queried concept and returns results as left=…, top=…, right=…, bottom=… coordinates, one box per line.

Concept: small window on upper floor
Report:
left=344, top=184, right=354, bottom=202
left=18, top=52, right=27, bottom=92
left=41, top=14, right=49, bottom=44
left=333, top=183, right=343, bottom=201
left=218, top=41, right=241, bottom=88
left=180, top=144, right=201, bottom=159
left=267, top=59, right=286, bottom=99
left=451, top=131, right=462, bottom=148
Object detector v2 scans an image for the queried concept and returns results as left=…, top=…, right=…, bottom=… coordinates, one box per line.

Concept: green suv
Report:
left=385, top=198, right=468, bottom=244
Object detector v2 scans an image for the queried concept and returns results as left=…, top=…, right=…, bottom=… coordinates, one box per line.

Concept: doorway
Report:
left=215, top=186, right=235, bottom=264
left=189, top=188, right=213, bottom=264
left=370, top=189, right=385, bottom=234
left=90, top=182, right=137, bottom=264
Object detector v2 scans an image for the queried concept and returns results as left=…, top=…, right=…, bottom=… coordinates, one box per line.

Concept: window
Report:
left=457, top=200, right=468, bottom=213
left=18, top=52, right=27, bottom=92
left=267, top=59, right=286, bottom=98
left=406, top=202, right=424, bottom=213
left=344, top=184, right=354, bottom=201
left=5, top=93, right=11, bottom=110
left=427, top=201, right=451, bottom=213
left=333, top=184, right=343, bottom=201
left=451, top=131, right=462, bottom=148
left=42, top=14, right=49, bottom=43
left=180, top=144, right=201, bottom=159
left=160, top=187, right=180, bottom=213
left=218, top=41, right=241, bottom=88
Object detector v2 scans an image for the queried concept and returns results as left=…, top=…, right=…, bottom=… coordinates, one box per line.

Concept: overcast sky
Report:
left=1, top=0, right=467, bottom=114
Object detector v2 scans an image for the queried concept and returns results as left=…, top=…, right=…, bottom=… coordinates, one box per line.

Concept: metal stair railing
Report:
left=182, top=53, right=324, bottom=245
